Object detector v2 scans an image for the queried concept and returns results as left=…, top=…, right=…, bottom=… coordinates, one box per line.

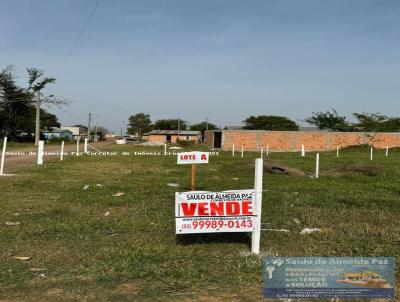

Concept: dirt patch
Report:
left=264, top=160, right=306, bottom=177
left=324, top=163, right=381, bottom=177
left=115, top=282, right=139, bottom=294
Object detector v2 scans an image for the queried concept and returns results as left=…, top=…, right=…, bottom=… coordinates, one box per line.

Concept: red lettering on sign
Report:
left=210, top=202, right=224, bottom=215
left=226, top=202, right=240, bottom=215
left=180, top=154, right=196, bottom=161
left=242, top=201, right=252, bottom=215
left=197, top=202, right=209, bottom=215
left=181, top=203, right=197, bottom=216
left=201, top=154, right=207, bottom=160
left=180, top=201, right=253, bottom=216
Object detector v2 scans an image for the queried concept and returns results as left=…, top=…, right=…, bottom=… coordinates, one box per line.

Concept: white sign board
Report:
left=177, top=151, right=209, bottom=165
left=175, top=189, right=256, bottom=234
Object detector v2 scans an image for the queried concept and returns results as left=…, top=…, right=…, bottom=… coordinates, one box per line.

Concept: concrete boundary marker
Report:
left=251, top=158, right=263, bottom=254
left=60, top=141, right=64, bottom=160
left=0, top=137, right=7, bottom=175
left=37, top=140, right=44, bottom=165
left=315, top=153, right=320, bottom=179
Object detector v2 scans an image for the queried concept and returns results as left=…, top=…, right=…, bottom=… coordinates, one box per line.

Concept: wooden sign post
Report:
left=191, top=163, right=196, bottom=190
left=177, top=151, right=209, bottom=190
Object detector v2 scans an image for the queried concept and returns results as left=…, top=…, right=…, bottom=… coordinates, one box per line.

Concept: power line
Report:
left=57, top=0, right=101, bottom=77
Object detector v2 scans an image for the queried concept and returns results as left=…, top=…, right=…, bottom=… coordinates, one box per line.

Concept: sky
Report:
left=1, top=0, right=399, bottom=132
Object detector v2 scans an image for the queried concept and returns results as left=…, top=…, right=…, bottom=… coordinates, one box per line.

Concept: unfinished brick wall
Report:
left=205, top=130, right=400, bottom=151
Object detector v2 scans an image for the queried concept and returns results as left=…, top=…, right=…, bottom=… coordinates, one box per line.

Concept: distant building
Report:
left=224, top=125, right=244, bottom=130
left=204, top=129, right=400, bottom=151
left=43, top=129, right=73, bottom=140
left=60, top=126, right=87, bottom=140
left=143, top=130, right=201, bottom=143
left=299, top=126, right=327, bottom=132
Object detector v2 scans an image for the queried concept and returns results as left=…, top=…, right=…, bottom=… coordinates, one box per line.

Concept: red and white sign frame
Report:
left=175, top=158, right=264, bottom=254
left=177, top=151, right=209, bottom=164
left=175, top=189, right=256, bottom=234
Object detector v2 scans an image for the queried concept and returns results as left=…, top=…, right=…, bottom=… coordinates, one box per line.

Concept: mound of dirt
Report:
left=324, top=163, right=381, bottom=177
left=263, top=160, right=306, bottom=177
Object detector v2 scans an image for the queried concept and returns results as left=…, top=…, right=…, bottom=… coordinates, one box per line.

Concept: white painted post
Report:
left=251, top=158, right=263, bottom=254
left=301, top=144, right=305, bottom=157
left=84, top=138, right=88, bottom=154
left=370, top=146, right=373, bottom=161
left=76, top=139, right=80, bottom=157
left=266, top=144, right=269, bottom=156
left=260, top=146, right=264, bottom=158
left=241, top=145, right=244, bottom=158
left=232, top=144, right=235, bottom=156
left=164, top=143, right=167, bottom=155
left=315, top=153, right=320, bottom=179
left=0, top=137, right=7, bottom=176
left=336, top=146, right=339, bottom=157
left=60, top=141, right=64, bottom=161
left=386, top=146, right=389, bottom=157
left=37, top=140, right=44, bottom=165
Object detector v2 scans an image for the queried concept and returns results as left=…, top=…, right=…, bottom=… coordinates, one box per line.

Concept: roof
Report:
left=224, top=125, right=244, bottom=130
left=43, top=129, right=73, bottom=134
left=144, top=130, right=201, bottom=136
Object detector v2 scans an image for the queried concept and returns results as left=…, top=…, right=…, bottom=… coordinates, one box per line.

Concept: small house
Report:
left=143, top=130, right=201, bottom=143
left=43, top=129, right=73, bottom=140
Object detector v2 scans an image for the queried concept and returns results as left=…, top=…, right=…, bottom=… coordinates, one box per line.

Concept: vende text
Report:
left=180, top=201, right=253, bottom=216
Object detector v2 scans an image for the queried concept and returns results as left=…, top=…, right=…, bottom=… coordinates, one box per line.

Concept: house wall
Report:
left=147, top=134, right=201, bottom=143
left=148, top=135, right=166, bottom=143
left=205, top=130, right=400, bottom=151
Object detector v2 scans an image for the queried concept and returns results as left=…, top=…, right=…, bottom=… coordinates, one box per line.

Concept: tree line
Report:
left=0, top=66, right=62, bottom=141
left=128, top=110, right=400, bottom=137
left=127, top=113, right=218, bottom=139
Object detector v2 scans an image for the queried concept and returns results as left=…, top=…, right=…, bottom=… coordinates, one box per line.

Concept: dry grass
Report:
left=0, top=145, right=399, bottom=301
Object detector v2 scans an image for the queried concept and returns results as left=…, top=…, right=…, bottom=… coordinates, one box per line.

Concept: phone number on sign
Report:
left=181, top=219, right=253, bottom=230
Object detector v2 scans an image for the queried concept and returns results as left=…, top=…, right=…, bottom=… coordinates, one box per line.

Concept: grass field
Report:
left=0, top=144, right=399, bottom=301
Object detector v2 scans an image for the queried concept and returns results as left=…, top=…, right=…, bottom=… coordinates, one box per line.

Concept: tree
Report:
left=27, top=68, right=56, bottom=145
left=243, top=115, right=299, bottom=131
left=305, top=109, right=352, bottom=131
left=40, top=110, right=60, bottom=130
left=0, top=66, right=63, bottom=140
left=353, top=113, right=400, bottom=132
left=189, top=122, right=218, bottom=132
left=0, top=66, right=33, bottom=138
left=154, top=119, right=187, bottom=130
left=127, top=113, right=152, bottom=139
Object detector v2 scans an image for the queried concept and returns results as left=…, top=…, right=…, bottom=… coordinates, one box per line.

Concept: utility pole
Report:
left=205, top=117, right=209, bottom=131
left=94, top=124, right=98, bottom=142
left=87, top=113, right=92, bottom=142
left=177, top=117, right=181, bottom=140
left=35, top=91, right=41, bottom=146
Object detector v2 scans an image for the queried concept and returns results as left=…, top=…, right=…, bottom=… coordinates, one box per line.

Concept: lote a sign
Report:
left=177, top=151, right=209, bottom=164
left=175, top=190, right=256, bottom=234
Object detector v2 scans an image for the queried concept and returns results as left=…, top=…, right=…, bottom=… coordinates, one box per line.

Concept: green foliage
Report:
left=27, top=68, right=55, bottom=92
left=353, top=113, right=400, bottom=132
left=40, top=109, right=60, bottom=130
left=189, top=122, right=218, bottom=132
left=305, top=109, right=352, bottom=131
left=153, top=119, right=187, bottom=130
left=0, top=66, right=60, bottom=140
left=306, top=109, right=400, bottom=132
left=127, top=113, right=152, bottom=138
left=243, top=115, right=299, bottom=130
